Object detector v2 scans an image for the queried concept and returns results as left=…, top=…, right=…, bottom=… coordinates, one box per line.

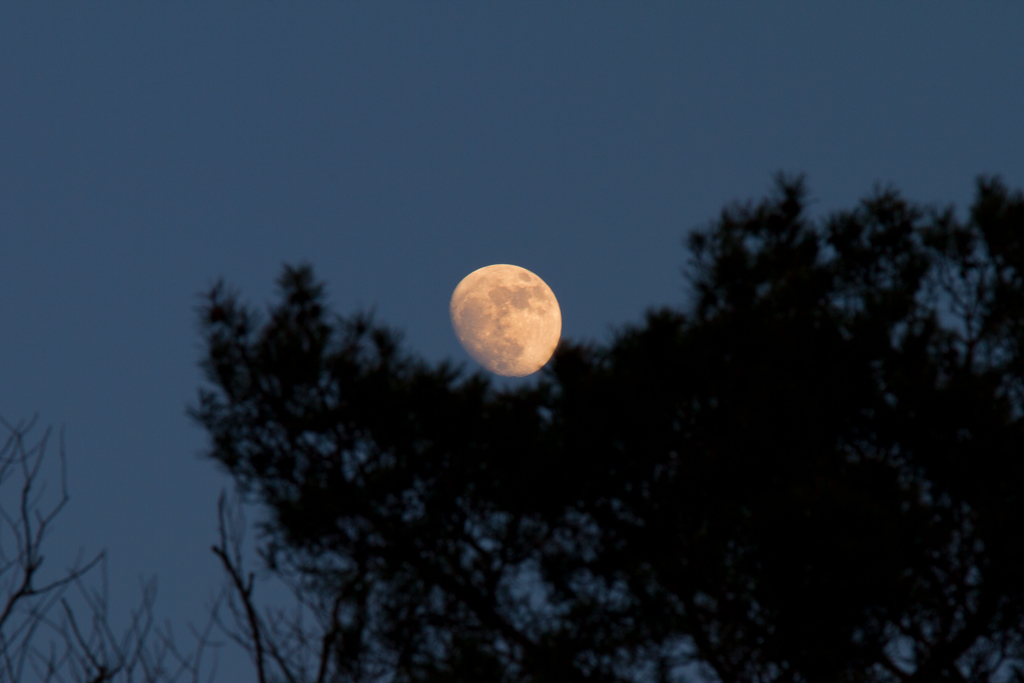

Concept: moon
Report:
left=450, top=264, right=562, bottom=377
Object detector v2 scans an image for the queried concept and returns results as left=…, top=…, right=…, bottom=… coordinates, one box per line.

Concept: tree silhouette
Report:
left=191, top=175, right=1024, bottom=683
left=0, top=416, right=220, bottom=683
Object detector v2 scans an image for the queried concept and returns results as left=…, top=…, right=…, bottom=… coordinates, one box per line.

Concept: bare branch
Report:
left=0, top=416, right=220, bottom=683
left=212, top=491, right=268, bottom=683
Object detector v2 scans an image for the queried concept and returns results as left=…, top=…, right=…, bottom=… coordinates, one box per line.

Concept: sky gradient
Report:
left=1, top=4, right=1023, bottom=680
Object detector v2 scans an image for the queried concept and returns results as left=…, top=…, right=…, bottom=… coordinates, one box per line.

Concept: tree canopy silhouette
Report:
left=191, top=175, right=1024, bottom=683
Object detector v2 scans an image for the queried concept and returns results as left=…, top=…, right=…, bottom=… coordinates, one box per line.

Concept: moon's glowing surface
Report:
left=450, top=264, right=562, bottom=377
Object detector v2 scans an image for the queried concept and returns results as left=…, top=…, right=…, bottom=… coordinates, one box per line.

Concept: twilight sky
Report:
left=1, top=4, right=1022, bottom=680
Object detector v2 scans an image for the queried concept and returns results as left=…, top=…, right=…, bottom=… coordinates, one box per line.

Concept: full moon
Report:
left=450, top=264, right=562, bottom=377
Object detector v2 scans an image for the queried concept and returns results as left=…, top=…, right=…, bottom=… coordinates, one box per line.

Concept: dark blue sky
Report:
left=1, top=4, right=1022, bottom=680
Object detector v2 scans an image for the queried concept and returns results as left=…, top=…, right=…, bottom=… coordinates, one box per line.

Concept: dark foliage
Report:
left=191, top=175, right=1024, bottom=683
